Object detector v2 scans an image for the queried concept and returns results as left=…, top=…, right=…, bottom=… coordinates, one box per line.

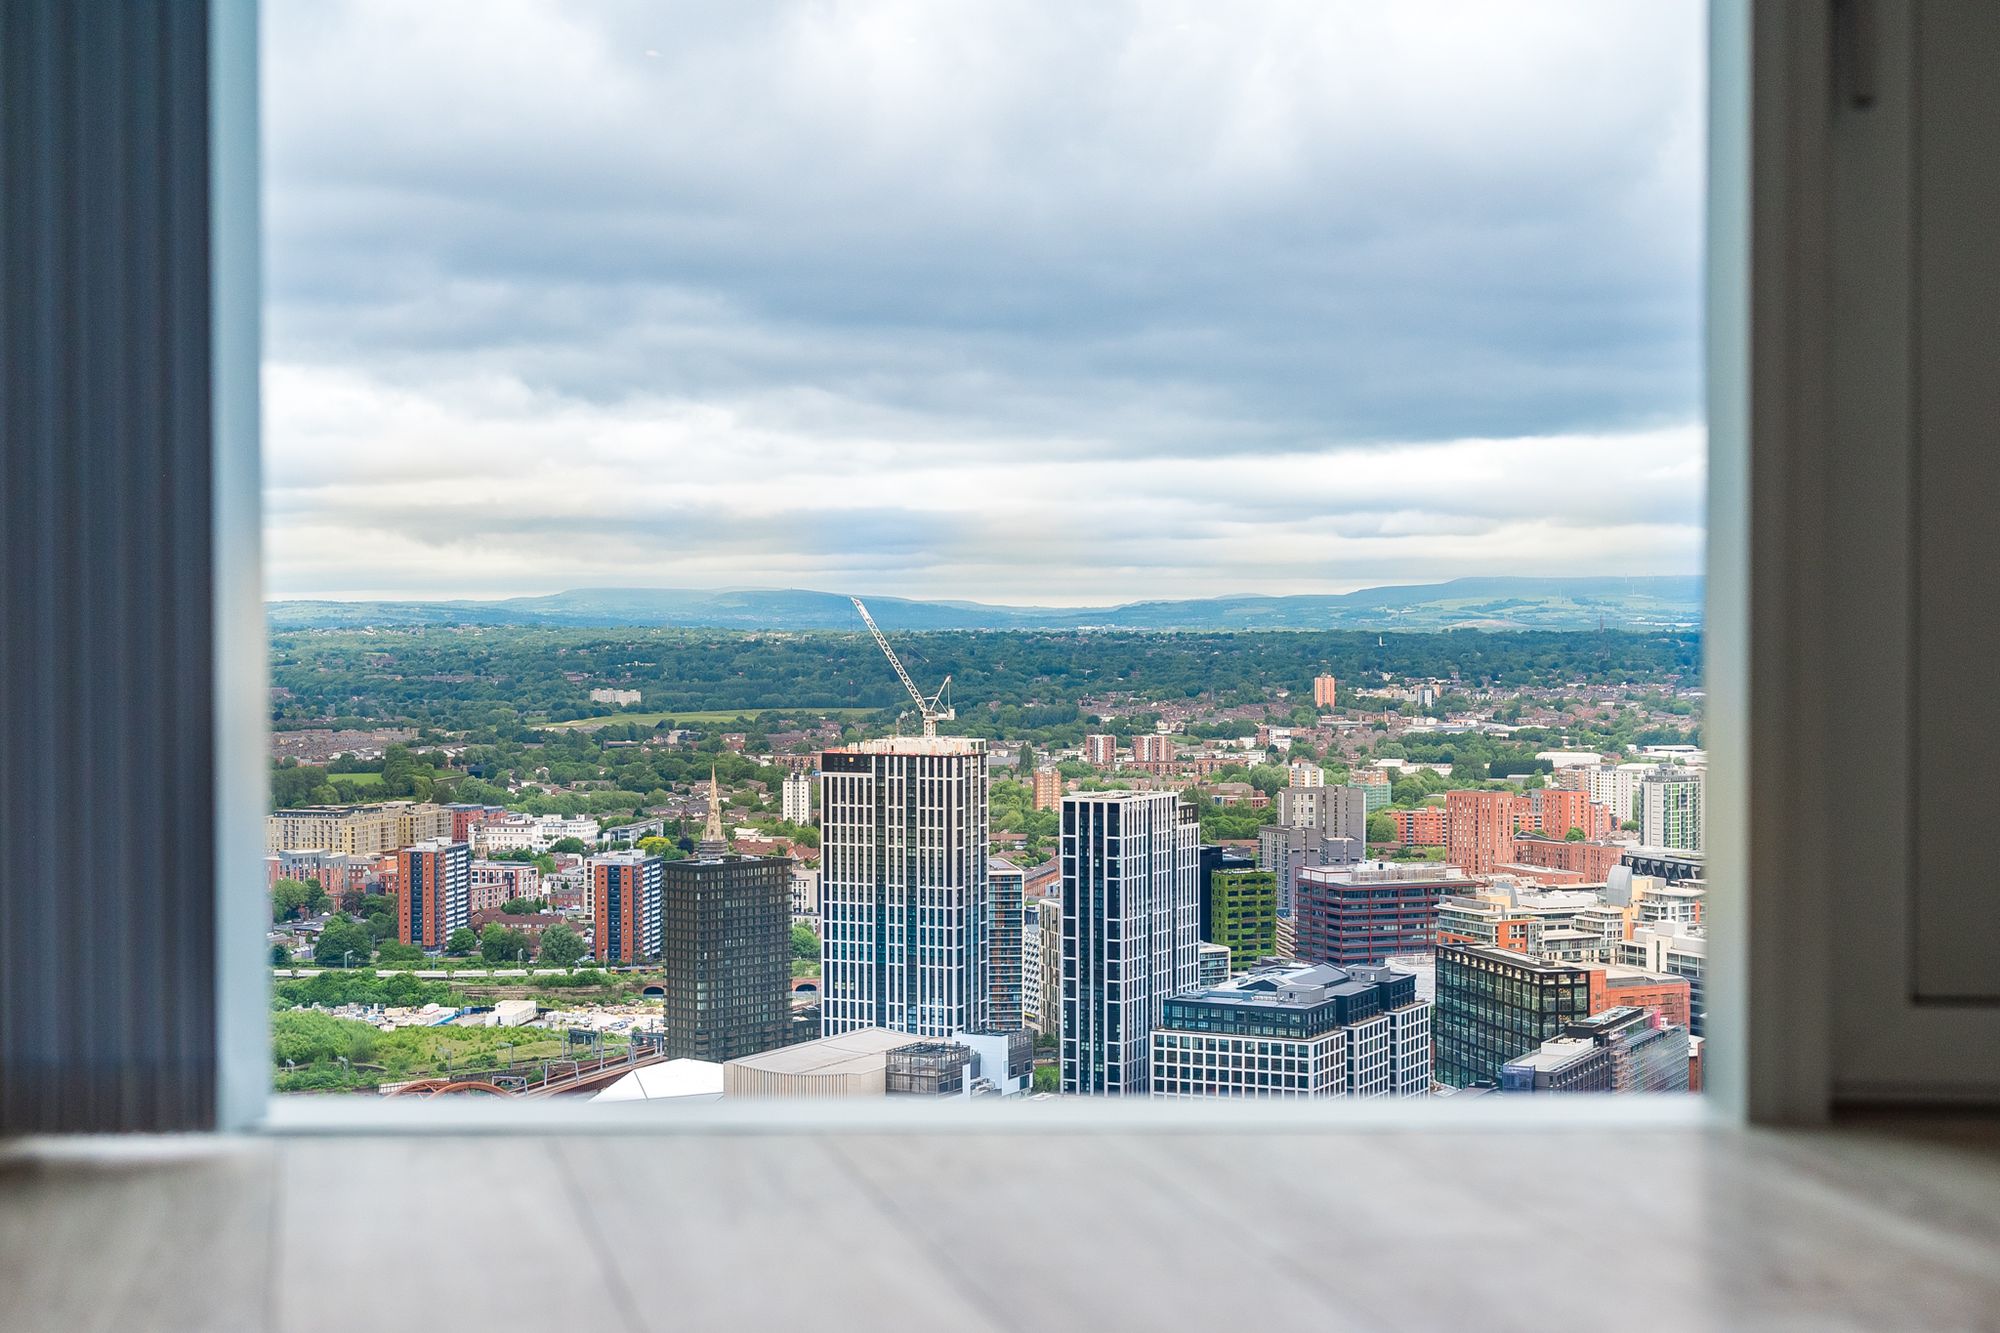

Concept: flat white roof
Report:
left=724, top=1027, right=926, bottom=1078
left=590, top=1059, right=724, bottom=1103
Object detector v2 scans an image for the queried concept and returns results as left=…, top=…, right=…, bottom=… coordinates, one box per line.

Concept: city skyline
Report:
left=264, top=1, right=1704, bottom=604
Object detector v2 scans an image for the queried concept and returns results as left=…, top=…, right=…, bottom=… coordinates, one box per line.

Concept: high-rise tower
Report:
left=1060, top=790, right=1199, bottom=1095
left=818, top=736, right=991, bottom=1038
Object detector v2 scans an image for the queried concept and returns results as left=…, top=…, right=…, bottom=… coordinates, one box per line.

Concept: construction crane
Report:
left=850, top=596, right=954, bottom=736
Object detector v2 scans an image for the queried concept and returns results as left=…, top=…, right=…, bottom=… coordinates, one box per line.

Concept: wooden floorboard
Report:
left=556, top=1135, right=1002, bottom=1332
left=0, top=1122, right=1996, bottom=1332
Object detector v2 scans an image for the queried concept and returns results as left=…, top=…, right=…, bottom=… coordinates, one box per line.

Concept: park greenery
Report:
left=270, top=626, right=1699, bottom=743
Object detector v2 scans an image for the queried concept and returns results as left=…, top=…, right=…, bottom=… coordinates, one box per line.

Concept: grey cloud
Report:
left=262, top=0, right=1705, bottom=600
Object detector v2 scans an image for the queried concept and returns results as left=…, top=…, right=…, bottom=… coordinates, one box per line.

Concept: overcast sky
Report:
left=263, top=1, right=1705, bottom=606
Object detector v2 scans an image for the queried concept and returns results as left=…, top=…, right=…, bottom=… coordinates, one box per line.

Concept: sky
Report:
left=263, top=0, right=1706, bottom=606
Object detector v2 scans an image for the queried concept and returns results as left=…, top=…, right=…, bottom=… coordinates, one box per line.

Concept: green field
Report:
left=543, top=706, right=880, bottom=731
left=327, top=771, right=384, bottom=788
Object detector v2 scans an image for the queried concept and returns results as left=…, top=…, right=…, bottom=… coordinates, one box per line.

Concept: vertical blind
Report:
left=1, top=0, right=223, bottom=1132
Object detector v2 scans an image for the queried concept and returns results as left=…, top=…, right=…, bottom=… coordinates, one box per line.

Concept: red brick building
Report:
left=1508, top=835, right=1627, bottom=882
left=1389, top=806, right=1447, bottom=846
left=1446, top=789, right=1518, bottom=874
left=1533, top=788, right=1594, bottom=840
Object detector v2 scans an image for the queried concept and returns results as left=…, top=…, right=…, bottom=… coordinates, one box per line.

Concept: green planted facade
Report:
left=1206, top=868, right=1279, bottom=972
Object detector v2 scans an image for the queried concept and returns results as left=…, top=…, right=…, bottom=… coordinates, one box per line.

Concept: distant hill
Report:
left=268, top=576, right=1702, bottom=632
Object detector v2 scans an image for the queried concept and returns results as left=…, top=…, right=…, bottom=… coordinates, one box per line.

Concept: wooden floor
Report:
left=3, top=1119, right=1998, bottom=1331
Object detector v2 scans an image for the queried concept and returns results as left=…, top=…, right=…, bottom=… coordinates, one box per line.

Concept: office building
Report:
left=819, top=736, right=991, bottom=1038
left=1295, top=861, right=1465, bottom=967
left=781, top=769, right=813, bottom=825
left=1032, top=765, right=1064, bottom=811
left=1640, top=768, right=1705, bottom=853
left=722, top=1028, right=927, bottom=1098
left=592, top=850, right=664, bottom=963
left=1500, top=1006, right=1692, bottom=1094
left=1150, top=962, right=1431, bottom=1100
left=394, top=839, right=470, bottom=950
left=660, top=850, right=791, bottom=1063
left=1204, top=865, right=1278, bottom=971
left=1061, top=791, right=1199, bottom=1095
left=1620, top=919, right=1708, bottom=1036
left=989, top=857, right=1025, bottom=1031
left=1434, top=944, right=1596, bottom=1088
left=266, top=800, right=453, bottom=856
left=1445, top=788, right=1518, bottom=874
left=1312, top=674, right=1338, bottom=708
left=1083, top=734, right=1118, bottom=768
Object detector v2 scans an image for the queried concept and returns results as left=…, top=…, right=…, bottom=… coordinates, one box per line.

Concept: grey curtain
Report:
left=1, top=0, right=223, bottom=1132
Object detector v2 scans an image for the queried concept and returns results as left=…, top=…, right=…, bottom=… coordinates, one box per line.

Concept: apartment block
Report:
left=660, top=853, right=791, bottom=1062
left=266, top=800, right=453, bottom=857
left=592, top=850, right=664, bottom=963
left=1032, top=765, right=1064, bottom=812
left=988, top=858, right=1026, bottom=1031
left=264, top=848, right=380, bottom=900
left=1388, top=806, right=1447, bottom=846
left=1507, top=835, right=1627, bottom=882
left=1279, top=785, right=1368, bottom=840
left=1150, top=962, right=1431, bottom=1100
left=1445, top=788, right=1518, bottom=874
left=1312, top=674, right=1338, bottom=708
left=819, top=737, right=991, bottom=1039
left=1033, top=897, right=1062, bottom=1039
left=395, top=839, right=470, bottom=950
left=469, top=860, right=541, bottom=914
left=1083, top=734, right=1118, bottom=768
left=1640, top=768, right=1705, bottom=853
left=1350, top=768, right=1392, bottom=812
left=781, top=769, right=814, bottom=825
left=1198, top=941, right=1232, bottom=988
left=1132, top=734, right=1176, bottom=767
left=1533, top=788, right=1594, bottom=840
left=1061, top=791, right=1199, bottom=1095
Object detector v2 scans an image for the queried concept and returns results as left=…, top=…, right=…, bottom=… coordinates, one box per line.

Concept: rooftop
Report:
left=723, top=1027, right=927, bottom=1078
left=839, top=736, right=987, bottom=756
left=1174, top=961, right=1416, bottom=1011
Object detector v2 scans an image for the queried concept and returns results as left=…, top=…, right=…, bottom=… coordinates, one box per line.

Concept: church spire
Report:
left=699, top=764, right=729, bottom=854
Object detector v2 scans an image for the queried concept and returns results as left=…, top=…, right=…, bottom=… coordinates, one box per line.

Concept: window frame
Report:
left=218, top=0, right=1796, bottom=1131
